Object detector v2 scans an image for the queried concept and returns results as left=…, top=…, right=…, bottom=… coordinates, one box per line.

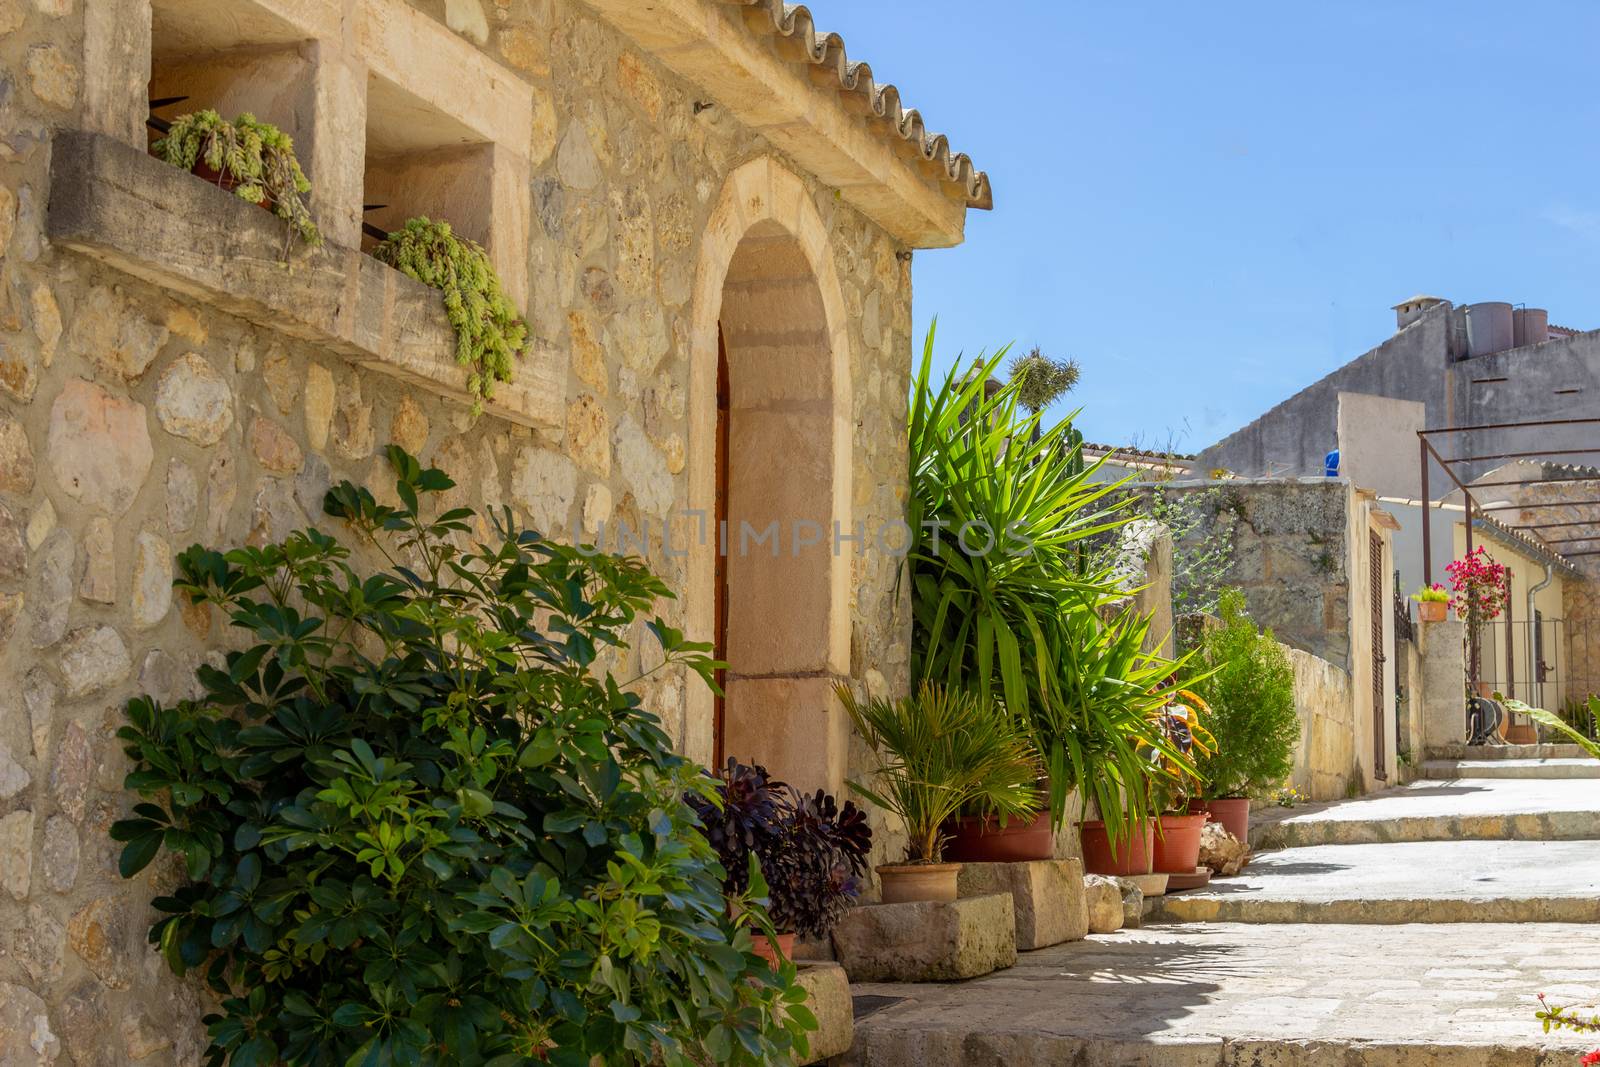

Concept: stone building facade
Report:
left=0, top=0, right=989, bottom=1057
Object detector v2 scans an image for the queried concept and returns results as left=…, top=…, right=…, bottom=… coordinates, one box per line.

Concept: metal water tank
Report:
left=1513, top=307, right=1549, bottom=347
left=1466, top=302, right=1514, bottom=356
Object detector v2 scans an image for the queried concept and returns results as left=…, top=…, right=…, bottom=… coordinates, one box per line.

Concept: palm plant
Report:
left=836, top=683, right=1040, bottom=864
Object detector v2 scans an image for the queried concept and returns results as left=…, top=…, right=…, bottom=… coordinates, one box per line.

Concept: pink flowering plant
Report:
left=1534, top=993, right=1600, bottom=1064
left=1446, top=546, right=1508, bottom=621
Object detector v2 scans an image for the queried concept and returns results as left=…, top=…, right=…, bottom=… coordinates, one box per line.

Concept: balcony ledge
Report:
left=46, top=132, right=561, bottom=431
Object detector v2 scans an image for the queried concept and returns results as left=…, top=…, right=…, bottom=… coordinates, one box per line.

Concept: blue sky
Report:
left=817, top=2, right=1600, bottom=451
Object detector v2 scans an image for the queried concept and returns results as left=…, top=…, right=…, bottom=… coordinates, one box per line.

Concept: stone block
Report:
left=956, top=858, right=1088, bottom=950
left=1083, top=874, right=1123, bottom=933
left=1113, top=877, right=1148, bottom=928
left=831, top=893, right=1016, bottom=982
left=794, top=962, right=852, bottom=1065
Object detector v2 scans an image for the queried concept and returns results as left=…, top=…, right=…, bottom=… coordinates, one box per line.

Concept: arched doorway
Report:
left=686, top=159, right=852, bottom=794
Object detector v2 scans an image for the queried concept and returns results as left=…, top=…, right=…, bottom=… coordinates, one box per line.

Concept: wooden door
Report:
left=1369, top=530, right=1387, bottom=781
left=712, top=326, right=730, bottom=768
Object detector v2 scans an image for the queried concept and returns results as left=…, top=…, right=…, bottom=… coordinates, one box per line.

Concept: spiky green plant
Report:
left=154, top=110, right=319, bottom=245
left=837, top=683, right=1040, bottom=864
left=905, top=326, right=1201, bottom=841
left=907, top=329, right=1128, bottom=722
left=373, top=217, right=527, bottom=413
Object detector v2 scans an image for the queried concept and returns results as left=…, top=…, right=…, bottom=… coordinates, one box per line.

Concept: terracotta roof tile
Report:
left=726, top=1, right=992, bottom=209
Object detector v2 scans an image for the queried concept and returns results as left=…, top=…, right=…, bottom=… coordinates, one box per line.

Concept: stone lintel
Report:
left=956, top=858, right=1089, bottom=951
left=580, top=0, right=967, bottom=249
left=47, top=132, right=561, bottom=432
left=831, top=892, right=1016, bottom=982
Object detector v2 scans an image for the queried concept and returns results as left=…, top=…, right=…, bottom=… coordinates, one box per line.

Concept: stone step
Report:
left=1422, top=757, right=1600, bottom=780
left=1429, top=742, right=1592, bottom=761
left=1148, top=839, right=1600, bottom=925
left=845, top=922, right=1597, bottom=1065
left=1249, top=778, right=1600, bottom=849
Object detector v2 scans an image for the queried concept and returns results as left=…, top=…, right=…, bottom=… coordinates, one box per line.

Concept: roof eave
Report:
left=580, top=0, right=983, bottom=249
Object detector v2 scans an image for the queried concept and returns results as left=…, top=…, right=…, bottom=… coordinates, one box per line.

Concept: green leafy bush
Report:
left=155, top=110, right=320, bottom=245
left=1188, top=588, right=1301, bottom=799
left=373, top=218, right=528, bottom=412
left=111, top=448, right=812, bottom=1067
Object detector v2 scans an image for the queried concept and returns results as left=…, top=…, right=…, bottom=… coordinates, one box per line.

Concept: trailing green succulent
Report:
left=374, top=218, right=528, bottom=413
left=109, top=447, right=813, bottom=1067
left=154, top=110, right=320, bottom=245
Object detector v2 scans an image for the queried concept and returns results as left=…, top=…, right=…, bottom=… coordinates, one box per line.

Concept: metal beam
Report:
left=1420, top=416, right=1600, bottom=436
left=1441, top=446, right=1600, bottom=464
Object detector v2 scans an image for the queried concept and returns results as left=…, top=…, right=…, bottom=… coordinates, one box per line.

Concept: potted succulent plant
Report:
left=837, top=683, right=1040, bottom=904
left=1411, top=583, right=1451, bottom=623
left=1187, top=590, right=1300, bottom=842
left=152, top=109, right=320, bottom=245
left=689, top=759, right=872, bottom=964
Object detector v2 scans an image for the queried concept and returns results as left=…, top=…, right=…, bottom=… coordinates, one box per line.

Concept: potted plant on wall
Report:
left=1411, top=583, right=1451, bottom=623
left=836, top=682, right=1040, bottom=904
left=372, top=217, right=528, bottom=413
left=153, top=109, right=320, bottom=245
left=689, top=759, right=872, bottom=964
left=1187, top=589, right=1301, bottom=842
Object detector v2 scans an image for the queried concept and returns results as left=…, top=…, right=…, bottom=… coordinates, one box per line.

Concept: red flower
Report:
left=1446, top=546, right=1509, bottom=621
left=1581, top=1049, right=1600, bottom=1065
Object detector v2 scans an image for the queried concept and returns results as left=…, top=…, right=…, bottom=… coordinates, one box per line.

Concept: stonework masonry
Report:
left=0, top=0, right=955, bottom=1057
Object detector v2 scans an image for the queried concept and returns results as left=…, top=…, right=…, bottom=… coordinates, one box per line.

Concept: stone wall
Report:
left=1285, top=646, right=1358, bottom=801
left=1120, top=478, right=1354, bottom=669
left=0, top=0, right=920, bottom=1057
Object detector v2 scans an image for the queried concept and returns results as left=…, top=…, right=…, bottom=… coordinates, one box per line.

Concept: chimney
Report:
left=1392, top=294, right=1447, bottom=332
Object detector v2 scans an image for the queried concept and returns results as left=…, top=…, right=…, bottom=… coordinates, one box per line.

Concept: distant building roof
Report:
left=1391, top=294, right=1447, bottom=310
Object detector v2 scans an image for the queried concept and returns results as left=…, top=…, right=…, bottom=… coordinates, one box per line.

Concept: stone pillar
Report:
left=1418, top=618, right=1466, bottom=756
left=82, top=0, right=152, bottom=149
left=303, top=38, right=368, bottom=250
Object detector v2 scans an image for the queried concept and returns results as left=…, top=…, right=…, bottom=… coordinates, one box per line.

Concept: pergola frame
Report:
left=1417, top=417, right=1600, bottom=584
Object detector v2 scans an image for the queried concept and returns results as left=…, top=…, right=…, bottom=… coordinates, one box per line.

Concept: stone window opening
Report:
left=60, top=0, right=554, bottom=430
left=360, top=74, right=495, bottom=256
left=145, top=1, right=319, bottom=172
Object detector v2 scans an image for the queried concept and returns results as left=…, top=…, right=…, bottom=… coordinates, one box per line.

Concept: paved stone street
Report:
left=847, top=766, right=1600, bottom=1065
left=849, top=923, right=1599, bottom=1065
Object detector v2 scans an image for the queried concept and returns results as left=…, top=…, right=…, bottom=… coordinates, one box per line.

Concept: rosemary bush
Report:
left=154, top=110, right=320, bottom=245
left=373, top=218, right=529, bottom=412
left=110, top=448, right=812, bottom=1067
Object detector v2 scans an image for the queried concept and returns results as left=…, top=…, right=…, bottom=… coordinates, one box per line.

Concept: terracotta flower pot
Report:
left=942, top=811, right=1054, bottom=863
left=1418, top=600, right=1448, bottom=623
left=751, top=932, right=795, bottom=968
left=1152, top=812, right=1207, bottom=874
left=189, top=159, right=278, bottom=213
left=1079, top=820, right=1154, bottom=876
left=877, top=862, right=961, bottom=904
left=1190, top=797, right=1251, bottom=843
